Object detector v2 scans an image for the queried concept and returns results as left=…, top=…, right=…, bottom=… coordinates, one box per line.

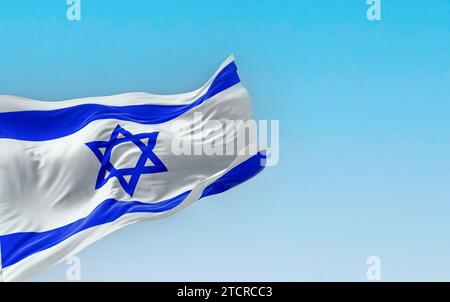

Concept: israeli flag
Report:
left=0, top=56, right=265, bottom=281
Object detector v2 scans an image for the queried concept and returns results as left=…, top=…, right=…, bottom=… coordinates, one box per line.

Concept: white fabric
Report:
left=0, top=56, right=258, bottom=281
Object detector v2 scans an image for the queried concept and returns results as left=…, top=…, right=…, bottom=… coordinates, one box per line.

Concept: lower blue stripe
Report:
left=0, top=62, right=240, bottom=141
left=0, top=152, right=265, bottom=268
left=201, top=152, right=266, bottom=198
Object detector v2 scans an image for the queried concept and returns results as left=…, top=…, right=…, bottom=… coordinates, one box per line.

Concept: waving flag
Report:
left=0, top=56, right=265, bottom=281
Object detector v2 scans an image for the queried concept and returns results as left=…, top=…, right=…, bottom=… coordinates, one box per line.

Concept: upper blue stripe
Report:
left=0, top=62, right=240, bottom=141
left=0, top=152, right=266, bottom=268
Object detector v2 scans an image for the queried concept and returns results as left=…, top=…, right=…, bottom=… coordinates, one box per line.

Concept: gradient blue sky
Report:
left=1, top=0, right=449, bottom=281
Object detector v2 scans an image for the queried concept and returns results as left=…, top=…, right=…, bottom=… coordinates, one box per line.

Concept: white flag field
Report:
left=0, top=56, right=267, bottom=281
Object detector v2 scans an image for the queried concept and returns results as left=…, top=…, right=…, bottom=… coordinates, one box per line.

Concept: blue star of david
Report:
left=85, top=125, right=168, bottom=197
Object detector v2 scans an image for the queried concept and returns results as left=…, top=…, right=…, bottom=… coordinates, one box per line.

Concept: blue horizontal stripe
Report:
left=0, top=152, right=265, bottom=268
left=201, top=151, right=266, bottom=198
left=0, top=62, right=240, bottom=141
left=0, top=191, right=191, bottom=268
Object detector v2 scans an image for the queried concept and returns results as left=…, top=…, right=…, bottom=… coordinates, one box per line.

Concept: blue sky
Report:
left=0, top=0, right=449, bottom=281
